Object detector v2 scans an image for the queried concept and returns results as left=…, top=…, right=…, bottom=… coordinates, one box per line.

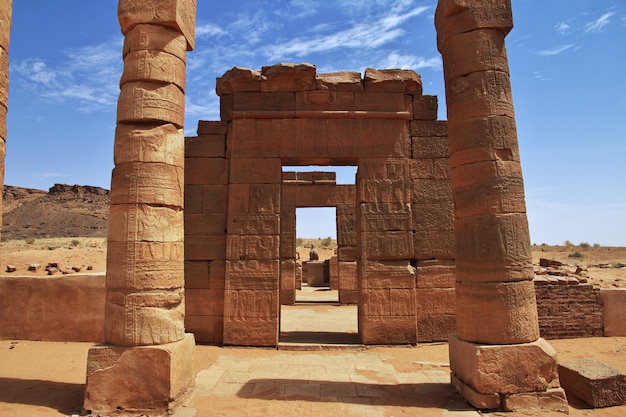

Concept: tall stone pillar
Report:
left=0, top=0, right=11, bottom=250
left=84, top=1, right=197, bottom=415
left=435, top=0, right=567, bottom=412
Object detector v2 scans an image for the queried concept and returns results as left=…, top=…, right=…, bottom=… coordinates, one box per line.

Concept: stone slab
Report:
left=449, top=335, right=558, bottom=396
left=84, top=334, right=195, bottom=416
left=306, top=261, right=326, bottom=287
left=601, top=289, right=626, bottom=336
left=558, top=358, right=626, bottom=408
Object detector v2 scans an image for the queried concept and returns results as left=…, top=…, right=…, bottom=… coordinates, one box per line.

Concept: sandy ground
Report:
left=1, top=337, right=626, bottom=417
left=2, top=242, right=624, bottom=288
left=1, top=242, right=625, bottom=415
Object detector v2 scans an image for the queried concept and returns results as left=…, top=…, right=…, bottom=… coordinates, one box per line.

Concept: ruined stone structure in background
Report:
left=280, top=172, right=356, bottom=305
left=83, top=1, right=197, bottom=414
left=0, top=0, right=11, bottom=248
left=0, top=0, right=569, bottom=413
left=435, top=0, right=566, bottom=411
left=184, top=64, right=457, bottom=347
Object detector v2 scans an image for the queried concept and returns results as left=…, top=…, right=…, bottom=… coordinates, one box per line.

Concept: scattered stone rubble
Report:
left=535, top=258, right=588, bottom=283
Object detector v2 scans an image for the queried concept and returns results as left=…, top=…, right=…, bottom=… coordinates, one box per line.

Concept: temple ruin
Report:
left=0, top=0, right=574, bottom=414
left=184, top=63, right=456, bottom=347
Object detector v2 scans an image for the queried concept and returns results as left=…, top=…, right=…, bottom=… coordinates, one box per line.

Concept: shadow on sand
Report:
left=0, top=377, right=84, bottom=415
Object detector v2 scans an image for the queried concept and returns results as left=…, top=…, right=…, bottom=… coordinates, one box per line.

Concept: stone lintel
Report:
left=84, top=333, right=195, bottom=416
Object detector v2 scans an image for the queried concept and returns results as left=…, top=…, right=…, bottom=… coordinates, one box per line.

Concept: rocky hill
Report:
left=2, top=184, right=109, bottom=241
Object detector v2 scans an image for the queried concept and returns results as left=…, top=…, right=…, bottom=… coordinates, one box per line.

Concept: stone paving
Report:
left=176, top=347, right=479, bottom=417
left=280, top=287, right=359, bottom=346
left=175, top=301, right=480, bottom=417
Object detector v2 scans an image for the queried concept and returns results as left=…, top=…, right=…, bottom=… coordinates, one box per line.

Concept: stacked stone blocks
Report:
left=435, top=0, right=566, bottom=411
left=0, top=0, right=10, bottom=245
left=184, top=63, right=457, bottom=347
left=184, top=121, right=228, bottom=344
left=534, top=277, right=603, bottom=339
left=280, top=172, right=357, bottom=305
left=84, top=1, right=197, bottom=414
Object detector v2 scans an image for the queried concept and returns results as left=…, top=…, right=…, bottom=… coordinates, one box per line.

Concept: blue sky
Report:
left=5, top=1, right=626, bottom=246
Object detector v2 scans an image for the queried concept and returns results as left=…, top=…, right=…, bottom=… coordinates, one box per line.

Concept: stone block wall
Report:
left=0, top=0, right=10, bottom=244
left=280, top=174, right=357, bottom=305
left=601, top=289, right=626, bottom=336
left=183, top=64, right=457, bottom=346
left=534, top=276, right=603, bottom=339
left=0, top=275, right=106, bottom=342
left=184, top=121, right=228, bottom=344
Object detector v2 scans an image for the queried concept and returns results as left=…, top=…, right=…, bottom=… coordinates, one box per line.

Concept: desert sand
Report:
left=2, top=239, right=625, bottom=288
left=1, top=336, right=626, bottom=417
left=1, top=240, right=626, bottom=416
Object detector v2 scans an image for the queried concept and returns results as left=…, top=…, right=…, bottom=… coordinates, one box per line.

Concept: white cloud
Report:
left=230, top=10, right=279, bottom=46
left=536, top=44, right=575, bottom=56
left=13, top=59, right=59, bottom=85
left=555, top=22, right=571, bottom=35
left=29, top=171, right=67, bottom=181
left=585, top=12, right=615, bottom=33
left=196, top=24, right=226, bottom=39
left=263, top=6, right=430, bottom=60
left=185, top=96, right=220, bottom=120
left=383, top=51, right=441, bottom=71
left=274, top=0, right=320, bottom=19
left=12, top=38, right=123, bottom=112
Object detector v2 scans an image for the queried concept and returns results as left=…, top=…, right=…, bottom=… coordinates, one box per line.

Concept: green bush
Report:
left=71, top=239, right=81, bottom=247
left=24, top=237, right=36, bottom=245
left=579, top=242, right=590, bottom=250
left=568, top=251, right=583, bottom=258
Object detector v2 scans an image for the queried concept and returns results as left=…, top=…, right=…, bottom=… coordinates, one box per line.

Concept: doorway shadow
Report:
left=237, top=378, right=475, bottom=411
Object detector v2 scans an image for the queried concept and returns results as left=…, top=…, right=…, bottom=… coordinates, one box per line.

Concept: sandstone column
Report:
left=435, top=0, right=567, bottom=412
left=84, top=1, right=197, bottom=415
left=0, top=0, right=11, bottom=251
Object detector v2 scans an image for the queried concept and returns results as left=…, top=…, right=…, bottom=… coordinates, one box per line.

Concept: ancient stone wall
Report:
left=0, top=0, right=11, bottom=248
left=436, top=0, right=567, bottom=410
left=601, top=289, right=626, bottom=336
left=184, top=121, right=228, bottom=344
left=534, top=277, right=603, bottom=339
left=281, top=173, right=356, bottom=305
left=0, top=274, right=105, bottom=342
left=84, top=1, right=197, bottom=414
left=184, top=63, right=456, bottom=346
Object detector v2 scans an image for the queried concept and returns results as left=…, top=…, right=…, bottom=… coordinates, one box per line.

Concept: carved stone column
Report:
left=435, top=0, right=568, bottom=412
left=84, top=1, right=197, bottom=415
left=0, top=0, right=11, bottom=250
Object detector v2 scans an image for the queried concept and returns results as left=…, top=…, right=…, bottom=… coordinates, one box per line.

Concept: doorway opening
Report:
left=279, top=165, right=359, bottom=346
left=280, top=206, right=359, bottom=345
left=295, top=207, right=338, bottom=304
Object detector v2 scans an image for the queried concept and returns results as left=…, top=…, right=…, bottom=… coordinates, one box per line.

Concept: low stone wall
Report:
left=0, top=274, right=105, bottom=342
left=1, top=273, right=624, bottom=343
left=601, top=288, right=626, bottom=336
left=534, top=276, right=604, bottom=339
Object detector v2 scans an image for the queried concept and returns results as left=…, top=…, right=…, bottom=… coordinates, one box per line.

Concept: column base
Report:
left=449, top=334, right=569, bottom=413
left=84, top=333, right=196, bottom=416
